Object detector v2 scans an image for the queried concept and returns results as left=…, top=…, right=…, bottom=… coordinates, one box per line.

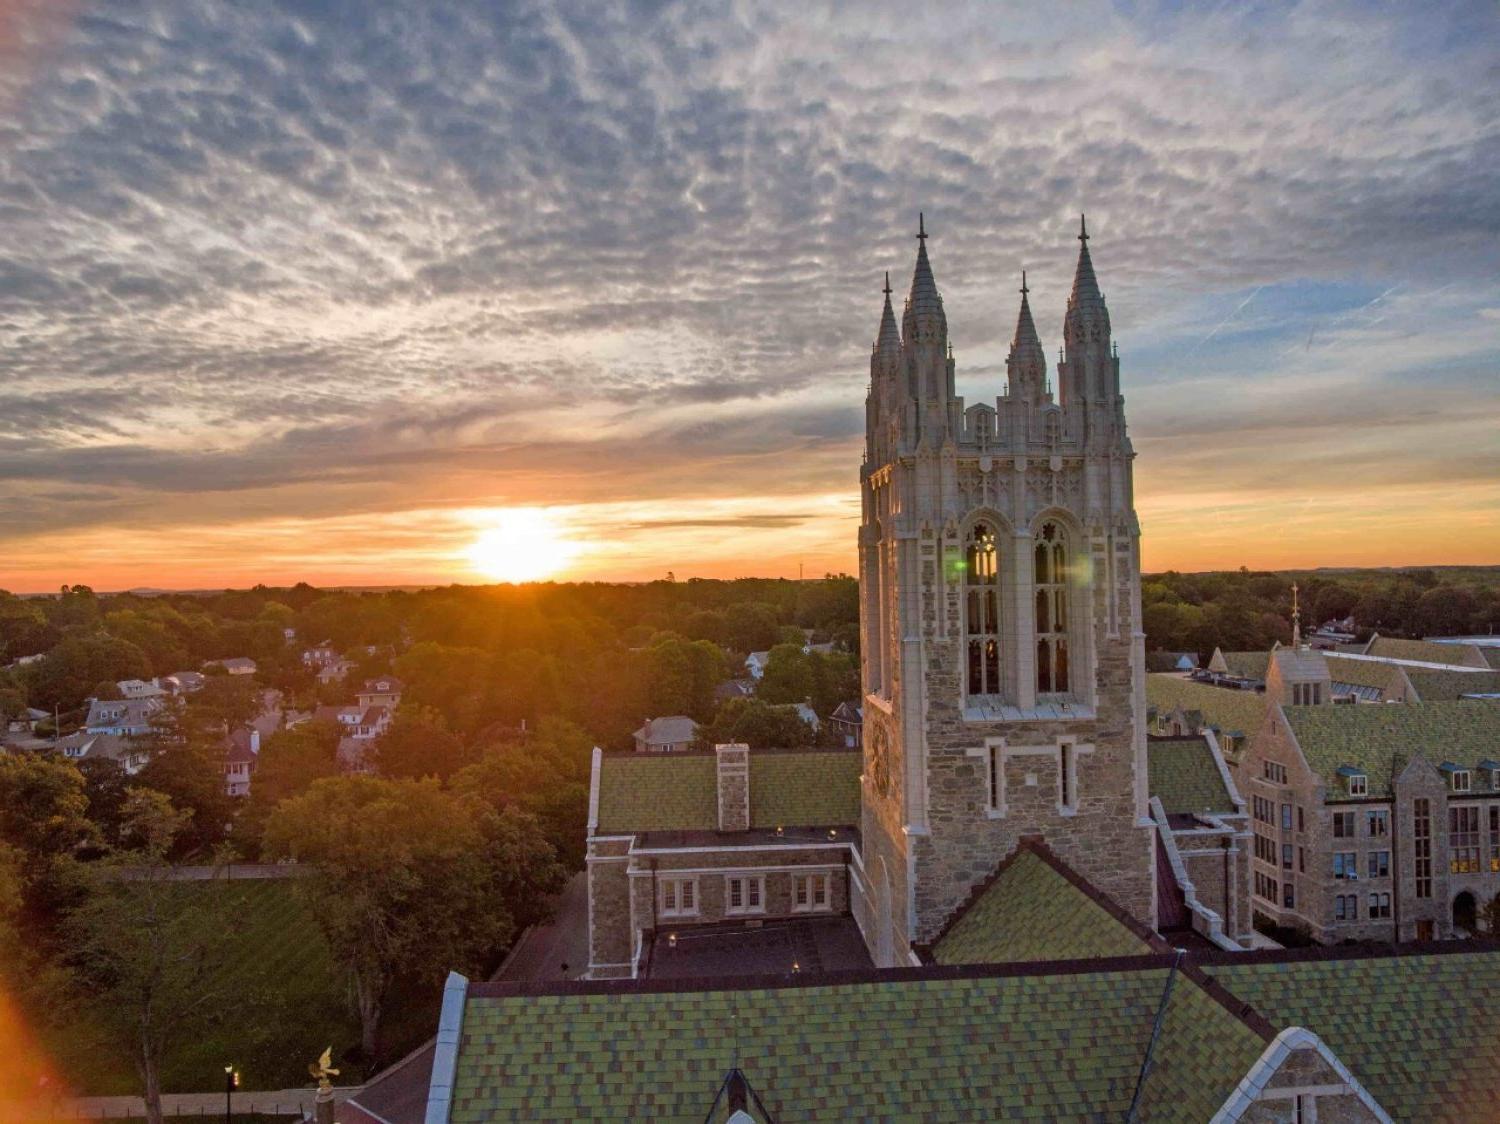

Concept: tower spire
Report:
left=903, top=212, right=944, bottom=342
left=1009, top=269, right=1044, bottom=376
left=1069, top=213, right=1102, bottom=309
left=874, top=270, right=900, bottom=364
left=1291, top=583, right=1302, bottom=649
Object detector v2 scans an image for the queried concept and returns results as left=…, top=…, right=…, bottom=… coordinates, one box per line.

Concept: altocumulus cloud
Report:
left=0, top=0, right=1498, bottom=585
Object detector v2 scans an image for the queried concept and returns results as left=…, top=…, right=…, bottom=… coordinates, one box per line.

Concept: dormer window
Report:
left=1480, top=760, right=1500, bottom=790
left=1347, top=772, right=1367, bottom=796
left=1440, top=763, right=1472, bottom=793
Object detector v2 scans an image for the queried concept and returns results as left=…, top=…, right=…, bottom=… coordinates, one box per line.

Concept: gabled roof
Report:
left=1146, top=674, right=1268, bottom=737
left=593, top=747, right=860, bottom=835
left=448, top=956, right=1270, bottom=1124
left=633, top=715, right=698, bottom=745
left=1214, top=650, right=1270, bottom=681
left=1367, top=636, right=1483, bottom=668
left=1282, top=700, right=1500, bottom=798
left=1322, top=654, right=1401, bottom=692
left=1148, top=736, right=1236, bottom=816
left=926, top=841, right=1161, bottom=966
left=1209, top=944, right=1500, bottom=1124
left=361, top=676, right=405, bottom=692
left=1403, top=668, right=1500, bottom=702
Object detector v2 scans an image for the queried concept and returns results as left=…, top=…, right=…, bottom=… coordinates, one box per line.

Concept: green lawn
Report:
left=45, top=880, right=442, bottom=1096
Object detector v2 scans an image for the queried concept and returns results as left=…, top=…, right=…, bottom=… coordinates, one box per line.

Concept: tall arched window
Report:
left=966, top=522, right=1001, bottom=697
left=1035, top=521, right=1070, bottom=695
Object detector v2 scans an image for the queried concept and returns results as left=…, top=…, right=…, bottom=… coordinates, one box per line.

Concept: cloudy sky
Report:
left=1, top=1, right=1497, bottom=591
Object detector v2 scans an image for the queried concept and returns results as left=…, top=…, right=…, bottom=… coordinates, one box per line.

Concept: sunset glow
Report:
left=464, top=510, right=578, bottom=584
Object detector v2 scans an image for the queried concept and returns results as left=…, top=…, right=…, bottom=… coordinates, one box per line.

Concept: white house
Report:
left=85, top=696, right=162, bottom=737
left=745, top=651, right=771, bottom=680
left=632, top=716, right=698, bottom=753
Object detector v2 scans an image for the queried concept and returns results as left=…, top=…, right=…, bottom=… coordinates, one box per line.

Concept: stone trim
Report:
left=1209, top=1027, right=1392, bottom=1124
left=423, top=972, right=469, bottom=1124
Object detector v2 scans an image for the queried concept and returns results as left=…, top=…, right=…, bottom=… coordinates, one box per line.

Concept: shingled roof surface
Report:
left=594, top=748, right=860, bottom=834
left=929, top=847, right=1156, bottom=965
left=1322, top=654, right=1401, bottom=692
left=450, top=962, right=1268, bottom=1123
left=1283, top=700, right=1500, bottom=797
left=1403, top=668, right=1500, bottom=701
left=1210, top=947, right=1500, bottom=1123
left=1148, top=736, right=1235, bottom=816
left=1216, top=650, right=1270, bottom=680
left=1146, top=674, right=1268, bottom=737
left=1367, top=636, right=1482, bottom=667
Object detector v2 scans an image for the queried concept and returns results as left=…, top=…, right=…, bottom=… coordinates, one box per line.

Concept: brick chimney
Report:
left=715, top=743, right=750, bottom=833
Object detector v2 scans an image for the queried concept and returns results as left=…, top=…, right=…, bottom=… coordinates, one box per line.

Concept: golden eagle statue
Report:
left=309, top=1048, right=340, bottom=1092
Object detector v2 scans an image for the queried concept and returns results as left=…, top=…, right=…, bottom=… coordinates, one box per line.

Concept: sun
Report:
left=464, top=508, right=578, bottom=583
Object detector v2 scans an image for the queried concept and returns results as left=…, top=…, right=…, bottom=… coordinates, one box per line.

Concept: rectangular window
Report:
left=1348, top=774, right=1367, bottom=796
left=1368, top=851, right=1390, bottom=879
left=1283, top=881, right=1294, bottom=909
left=1333, top=811, right=1355, bottom=838
left=1282, top=843, right=1293, bottom=871
left=726, top=875, right=765, bottom=915
left=1491, top=806, right=1500, bottom=873
left=1281, top=803, right=1293, bottom=831
left=793, top=873, right=831, bottom=913
left=1449, top=805, right=1480, bottom=874
left=1414, top=798, right=1432, bottom=899
left=1333, top=852, right=1358, bottom=880
left=661, top=877, right=698, bottom=918
left=1369, top=892, right=1392, bottom=919
left=1451, top=770, right=1472, bottom=794
left=1367, top=809, right=1388, bottom=837
left=1263, top=761, right=1287, bottom=784
left=1299, top=846, right=1306, bottom=873
left=988, top=744, right=1001, bottom=811
left=1298, top=805, right=1305, bottom=833
left=1059, top=743, right=1074, bottom=810
left=1334, top=894, right=1358, bottom=922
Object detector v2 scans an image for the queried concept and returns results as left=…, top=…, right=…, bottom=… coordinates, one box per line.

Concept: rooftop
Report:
left=1283, top=699, right=1500, bottom=798
left=1148, top=735, right=1238, bottom=817
left=644, top=916, right=872, bottom=980
left=1146, top=674, right=1268, bottom=737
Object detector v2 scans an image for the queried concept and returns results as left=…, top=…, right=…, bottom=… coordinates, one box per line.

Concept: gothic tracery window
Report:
left=965, top=522, right=1001, bottom=697
left=1035, top=521, right=1070, bottom=695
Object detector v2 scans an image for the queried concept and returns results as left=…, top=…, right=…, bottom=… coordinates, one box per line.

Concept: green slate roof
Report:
left=1484, top=648, right=1500, bottom=671
left=1367, top=636, right=1481, bottom=667
left=1404, top=668, right=1500, bottom=702
left=1211, top=950, right=1500, bottom=1124
left=1322, top=654, right=1400, bottom=692
left=930, top=848, right=1156, bottom=965
left=748, top=751, right=861, bottom=828
left=593, top=748, right=861, bottom=834
left=1282, top=699, right=1500, bottom=799
left=595, top=754, right=718, bottom=832
left=450, top=965, right=1268, bottom=1123
left=1216, top=650, right=1269, bottom=681
left=1148, top=737, right=1236, bottom=816
left=1146, top=674, right=1268, bottom=738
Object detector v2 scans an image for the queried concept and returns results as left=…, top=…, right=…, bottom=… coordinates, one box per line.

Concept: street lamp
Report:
left=224, top=1064, right=239, bottom=1124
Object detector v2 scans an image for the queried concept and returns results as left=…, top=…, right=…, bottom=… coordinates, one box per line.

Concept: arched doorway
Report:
left=1453, top=891, right=1477, bottom=934
left=871, top=856, right=894, bottom=967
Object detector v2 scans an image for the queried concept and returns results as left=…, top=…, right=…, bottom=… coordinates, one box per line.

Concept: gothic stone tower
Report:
left=857, top=216, right=1154, bottom=965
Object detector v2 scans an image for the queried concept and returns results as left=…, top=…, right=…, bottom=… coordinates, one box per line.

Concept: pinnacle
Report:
left=875, top=272, right=900, bottom=362
left=1009, top=273, right=1045, bottom=370
left=1069, top=212, right=1104, bottom=311
left=904, top=213, right=945, bottom=339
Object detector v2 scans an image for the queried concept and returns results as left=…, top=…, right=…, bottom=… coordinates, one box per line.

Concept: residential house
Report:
left=116, top=678, right=166, bottom=700
left=317, top=659, right=355, bottom=685
left=631, top=716, right=697, bottom=753
left=712, top=678, right=756, bottom=704
left=162, top=670, right=206, bottom=695
left=827, top=700, right=863, bottom=748
left=223, top=728, right=259, bottom=797
left=302, top=642, right=340, bottom=667
left=744, top=651, right=771, bottom=680
left=213, top=657, right=257, bottom=676
left=85, top=696, right=162, bottom=737
left=357, top=676, right=404, bottom=709
left=55, top=731, right=151, bottom=774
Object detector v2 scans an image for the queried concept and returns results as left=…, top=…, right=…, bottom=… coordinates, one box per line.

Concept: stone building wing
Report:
left=1282, top=699, right=1500, bottom=798
left=1323, top=654, right=1402, bottom=698
left=1211, top=649, right=1272, bottom=682
left=1209, top=945, right=1500, bottom=1123
left=1149, top=735, right=1237, bottom=817
left=924, top=842, right=1161, bottom=965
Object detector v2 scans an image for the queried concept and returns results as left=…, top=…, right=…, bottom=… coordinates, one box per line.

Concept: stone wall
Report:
left=586, top=836, right=633, bottom=979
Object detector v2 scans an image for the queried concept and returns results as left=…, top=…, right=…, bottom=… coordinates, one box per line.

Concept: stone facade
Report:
left=858, top=218, right=1154, bottom=962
